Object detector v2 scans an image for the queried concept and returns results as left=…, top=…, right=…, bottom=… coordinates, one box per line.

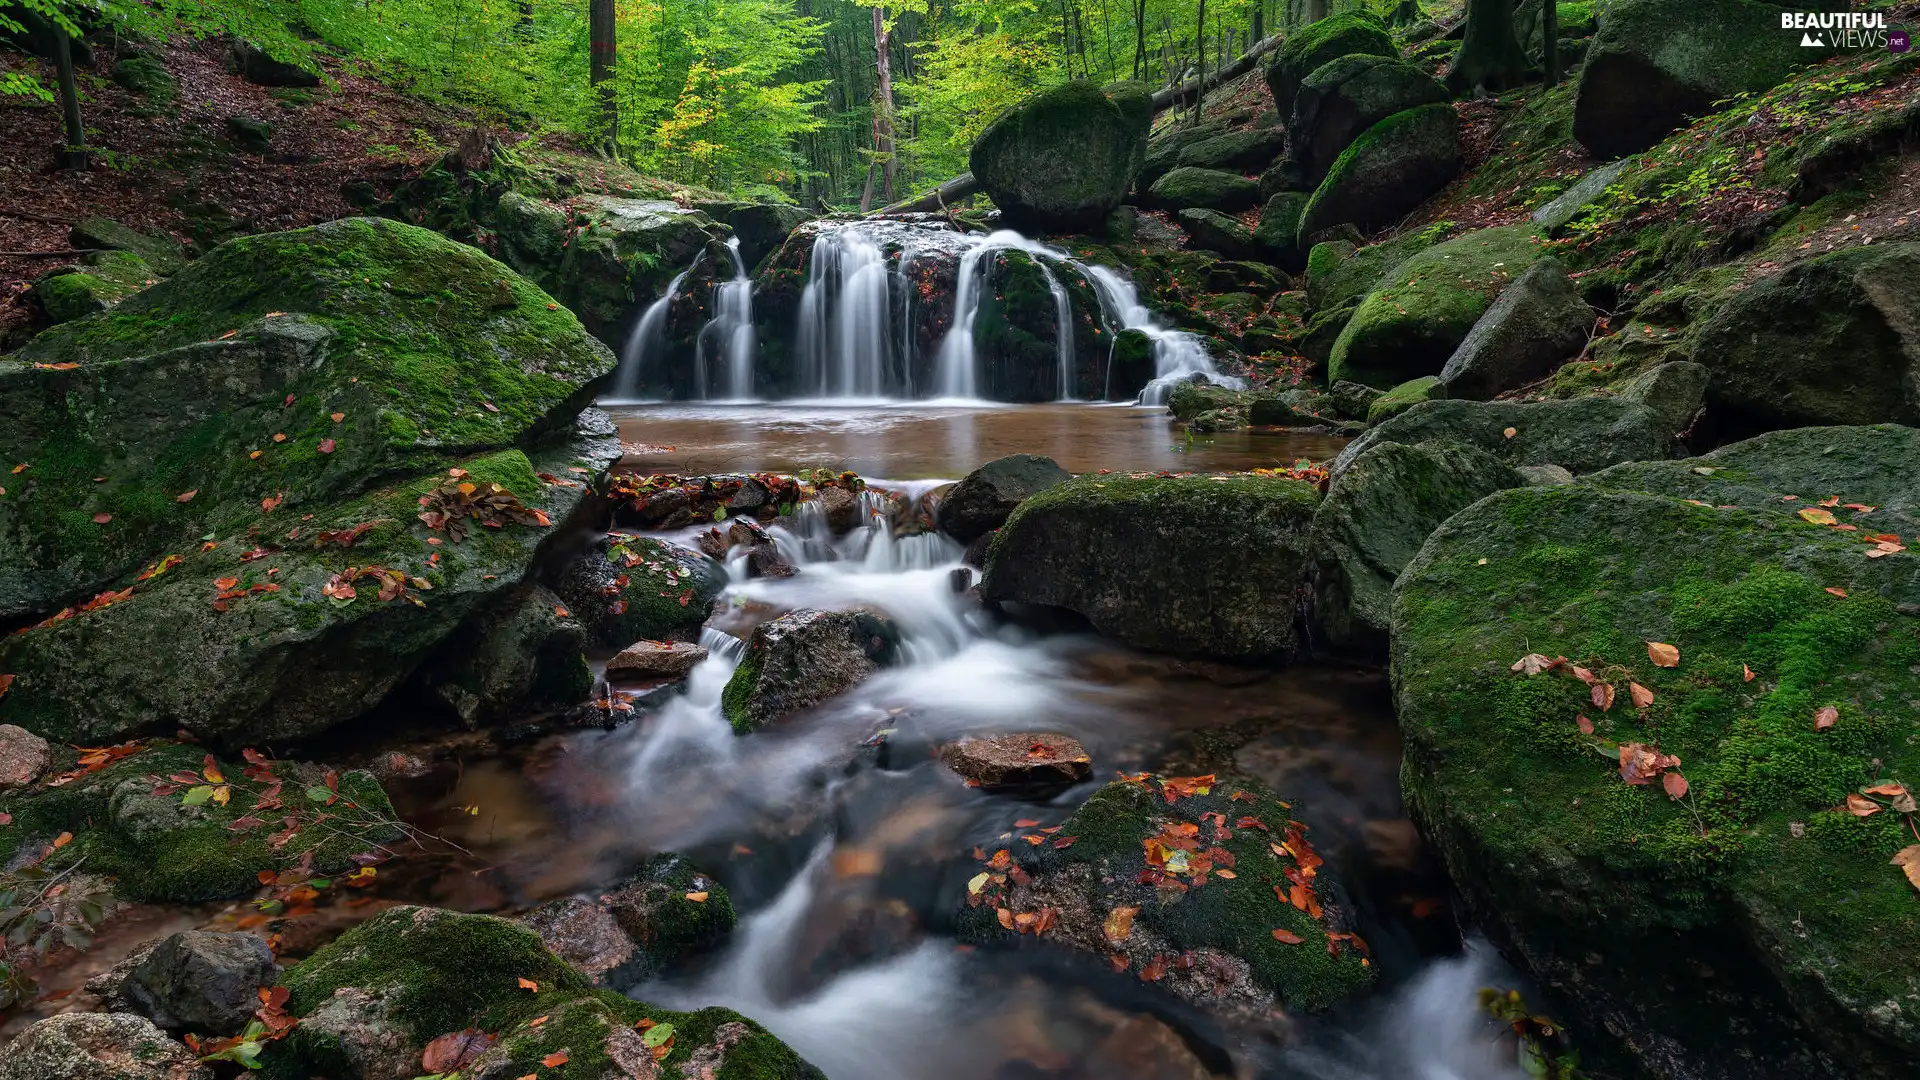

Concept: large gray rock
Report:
left=970, top=80, right=1150, bottom=232
left=0, top=723, right=50, bottom=787
left=1176, top=208, right=1258, bottom=259
left=1297, top=104, right=1459, bottom=242
left=725, top=202, right=813, bottom=270
left=414, top=582, right=590, bottom=725
left=937, top=454, right=1071, bottom=543
left=1253, top=192, right=1312, bottom=272
left=1263, top=12, right=1397, bottom=118
left=1617, top=360, right=1710, bottom=437
left=1333, top=397, right=1674, bottom=481
left=1310, top=440, right=1519, bottom=651
left=1436, top=258, right=1592, bottom=400
left=1687, top=244, right=1920, bottom=430
left=1175, top=126, right=1287, bottom=171
left=0, top=1013, right=209, bottom=1080
left=721, top=609, right=898, bottom=733
left=1286, top=54, right=1449, bottom=190
left=1147, top=167, right=1261, bottom=213
left=981, top=474, right=1319, bottom=660
left=124, top=931, right=279, bottom=1036
left=1531, top=159, right=1631, bottom=232
left=69, top=218, right=186, bottom=276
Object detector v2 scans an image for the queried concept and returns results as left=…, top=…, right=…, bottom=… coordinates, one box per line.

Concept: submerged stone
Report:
left=939, top=732, right=1093, bottom=789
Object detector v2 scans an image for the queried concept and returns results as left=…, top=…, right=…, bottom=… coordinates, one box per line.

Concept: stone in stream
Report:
left=413, top=582, right=593, bottom=726
left=553, top=534, right=725, bottom=649
left=605, top=639, right=710, bottom=680
left=982, top=474, right=1319, bottom=661
left=600, top=854, right=738, bottom=979
left=939, top=732, right=1093, bottom=789
left=121, top=931, right=280, bottom=1036
left=721, top=609, right=900, bottom=734
left=937, top=453, right=1072, bottom=544
left=958, top=774, right=1374, bottom=1017
left=730, top=518, right=799, bottom=578
left=0, top=723, right=51, bottom=787
left=968, top=80, right=1151, bottom=233
left=1390, top=435, right=1920, bottom=1079
left=269, top=906, right=820, bottom=1080
left=0, top=1013, right=210, bottom=1080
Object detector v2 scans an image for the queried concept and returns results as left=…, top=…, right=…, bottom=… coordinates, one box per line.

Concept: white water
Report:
left=610, top=270, right=688, bottom=401
left=694, top=238, right=757, bottom=400
left=1082, top=263, right=1244, bottom=405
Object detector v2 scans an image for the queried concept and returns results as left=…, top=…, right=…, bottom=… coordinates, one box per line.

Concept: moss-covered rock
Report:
left=31, top=251, right=158, bottom=323
left=1176, top=208, right=1258, bottom=259
left=1391, top=469, right=1920, bottom=1078
left=0, top=1012, right=209, bottom=1080
left=1308, top=440, right=1518, bottom=652
left=1329, top=224, right=1544, bottom=389
left=981, top=474, right=1319, bottom=660
left=110, top=54, right=180, bottom=113
left=1616, top=360, right=1709, bottom=438
left=1175, top=126, right=1288, bottom=171
left=600, top=853, right=738, bottom=976
left=1573, top=0, right=1830, bottom=158
left=1304, top=227, right=1439, bottom=314
left=937, top=453, right=1071, bottom=543
left=958, top=775, right=1374, bottom=1014
left=721, top=609, right=898, bottom=734
left=1364, top=375, right=1440, bottom=424
left=1287, top=54, right=1449, bottom=190
left=70, top=217, right=187, bottom=275
left=1137, top=120, right=1230, bottom=191
left=1263, top=12, right=1397, bottom=118
left=267, top=906, right=820, bottom=1080
left=1686, top=243, right=1920, bottom=430
left=1298, top=103, right=1460, bottom=244
left=1434, top=257, right=1592, bottom=400
left=970, top=80, right=1150, bottom=233
left=1166, top=381, right=1247, bottom=420
left=553, top=534, right=723, bottom=649
left=0, top=743, right=398, bottom=903
left=1252, top=192, right=1311, bottom=272
left=1147, top=167, right=1261, bottom=214
left=1337, top=396, right=1673, bottom=482
left=2, top=218, right=614, bottom=625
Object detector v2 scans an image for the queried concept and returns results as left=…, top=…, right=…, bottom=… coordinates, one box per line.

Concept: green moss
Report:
left=1365, top=375, right=1440, bottom=423
left=1266, top=12, right=1396, bottom=114
left=1298, top=103, right=1460, bottom=240
left=721, top=649, right=762, bottom=735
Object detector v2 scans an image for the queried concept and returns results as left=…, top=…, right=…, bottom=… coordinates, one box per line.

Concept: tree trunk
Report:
left=53, top=25, right=86, bottom=170
left=589, top=0, right=617, bottom=155
left=1131, top=0, right=1147, bottom=78
left=1448, top=0, right=1528, bottom=95
left=858, top=160, right=879, bottom=213
left=1150, top=30, right=1282, bottom=112
left=1251, top=0, right=1264, bottom=43
left=1190, top=0, right=1206, bottom=124
left=1306, top=0, right=1329, bottom=23
left=872, top=6, right=896, bottom=204
left=1543, top=0, right=1561, bottom=84
left=516, top=0, right=533, bottom=35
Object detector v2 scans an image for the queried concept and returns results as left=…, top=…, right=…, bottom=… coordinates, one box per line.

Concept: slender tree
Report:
left=1448, top=0, right=1529, bottom=94
left=1543, top=0, right=1561, bottom=85
left=872, top=5, right=896, bottom=204
left=588, top=0, right=617, bottom=154
left=52, top=18, right=85, bottom=169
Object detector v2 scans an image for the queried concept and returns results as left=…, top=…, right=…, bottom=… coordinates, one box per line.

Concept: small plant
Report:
left=0, top=860, right=116, bottom=1008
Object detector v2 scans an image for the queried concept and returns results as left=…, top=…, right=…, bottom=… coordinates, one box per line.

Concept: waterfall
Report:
left=1082, top=263, right=1242, bottom=405
left=694, top=238, right=757, bottom=400
left=608, top=270, right=688, bottom=402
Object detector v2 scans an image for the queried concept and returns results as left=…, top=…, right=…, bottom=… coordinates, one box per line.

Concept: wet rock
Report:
left=0, top=1012, right=210, bottom=1080
left=962, top=531, right=995, bottom=570
left=1146, top=167, right=1260, bottom=214
left=605, top=639, right=709, bottom=680
left=517, top=897, right=639, bottom=987
left=0, top=723, right=51, bottom=787
left=817, top=485, right=861, bottom=534
left=227, top=39, right=320, bottom=87
left=1333, top=397, right=1673, bottom=482
left=982, top=474, right=1318, bottom=661
left=729, top=518, right=798, bottom=578
left=938, top=454, right=1072, bottom=544
left=948, top=567, right=974, bottom=594
left=1617, top=360, right=1709, bottom=438
left=958, top=774, right=1373, bottom=1017
left=1175, top=126, right=1287, bottom=171
left=725, top=202, right=814, bottom=271
left=939, top=733, right=1092, bottom=789
left=1252, top=192, right=1311, bottom=273
left=1175, top=208, right=1258, bottom=260
left=123, top=930, right=279, bottom=1036
left=601, top=854, right=737, bottom=979
left=554, top=535, right=725, bottom=649
left=970, top=80, right=1150, bottom=233
left=416, top=582, right=591, bottom=726
left=1297, top=103, right=1459, bottom=241
left=1328, top=380, right=1382, bottom=421
left=1435, top=258, right=1591, bottom=401
left=721, top=609, right=898, bottom=734
left=460, top=998, right=815, bottom=1080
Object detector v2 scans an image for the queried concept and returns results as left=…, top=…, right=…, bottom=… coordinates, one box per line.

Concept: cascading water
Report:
left=1082, top=263, right=1242, bottom=405
left=609, top=270, right=688, bottom=402
left=694, top=238, right=757, bottom=400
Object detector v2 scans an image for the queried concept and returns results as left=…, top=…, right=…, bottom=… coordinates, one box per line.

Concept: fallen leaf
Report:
left=1799, top=507, right=1837, bottom=525
left=1511, top=653, right=1554, bottom=675
left=1591, top=682, right=1615, bottom=711
left=1571, top=665, right=1599, bottom=686
left=516, top=977, right=539, bottom=991
left=1619, top=742, right=1680, bottom=786
left=1743, top=663, right=1755, bottom=682
left=553, top=605, right=570, bottom=617
left=1629, top=682, right=1655, bottom=709
left=249, top=450, right=263, bottom=460
left=1846, top=792, right=1881, bottom=817
left=0, top=674, right=12, bottom=700
left=331, top=412, right=345, bottom=423
left=1825, top=587, right=1848, bottom=598
left=1014, top=818, right=1041, bottom=828
left=1271, top=928, right=1305, bottom=944
left=1864, top=783, right=1909, bottom=797
left=1663, top=772, right=1689, bottom=800
left=1501, top=426, right=1518, bottom=439
left=1103, top=906, right=1139, bottom=943
left=1576, top=714, right=1594, bottom=735
left=1815, top=706, right=1839, bottom=730
left=92, top=513, right=112, bottom=524
left=52, top=831, right=72, bottom=848
left=1893, top=846, right=1920, bottom=892
left=318, top=439, right=335, bottom=454
left=1647, top=641, right=1679, bottom=667
left=541, top=1051, right=569, bottom=1068
left=421, top=1030, right=496, bottom=1073
left=176, top=490, right=198, bottom=503
left=996, top=908, right=1015, bottom=930
left=272, top=433, right=287, bottom=443
left=684, top=891, right=709, bottom=903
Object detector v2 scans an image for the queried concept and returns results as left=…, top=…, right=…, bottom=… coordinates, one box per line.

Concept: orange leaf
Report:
left=1742, top=663, right=1755, bottom=682
left=0, top=673, right=12, bottom=700
left=541, top=1051, right=569, bottom=1068
left=1014, top=818, right=1041, bottom=828
left=684, top=891, right=709, bottom=902
left=1591, top=682, right=1615, bottom=711
left=176, top=490, right=198, bottom=503
left=1864, top=784, right=1908, bottom=797
left=331, top=412, right=345, bottom=423
left=1798, top=508, right=1837, bottom=525
left=92, top=513, right=112, bottom=524
left=1103, top=905, right=1139, bottom=943
left=1846, top=793, right=1881, bottom=817
left=1271, top=928, right=1304, bottom=944
left=52, top=831, right=72, bottom=848
left=272, top=433, right=287, bottom=443
left=1662, top=772, right=1689, bottom=800
left=516, top=977, right=539, bottom=991
left=1825, top=587, right=1848, bottom=598
left=1892, top=846, right=1920, bottom=892
left=553, top=605, right=570, bottom=617
left=1646, top=641, right=1679, bottom=667
left=1629, top=682, right=1655, bottom=709
left=1814, top=706, right=1839, bottom=730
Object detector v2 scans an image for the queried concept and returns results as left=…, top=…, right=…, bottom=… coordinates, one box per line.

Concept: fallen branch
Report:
left=0, top=208, right=75, bottom=225
left=874, top=171, right=981, bottom=217
left=0, top=249, right=103, bottom=256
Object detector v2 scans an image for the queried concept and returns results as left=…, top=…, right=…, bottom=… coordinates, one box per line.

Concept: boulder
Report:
left=1297, top=104, right=1460, bottom=244
left=1391, top=474, right=1920, bottom=1079
left=0, top=1013, right=209, bottom=1080
left=1137, top=121, right=1229, bottom=190
left=1617, top=360, right=1709, bottom=438
left=124, top=931, right=279, bottom=1036
left=1252, top=192, right=1311, bottom=272
left=414, top=582, right=591, bottom=725
left=724, top=202, right=813, bottom=270
left=517, top=897, right=641, bottom=988
left=1573, top=0, right=1826, bottom=158
left=1335, top=397, right=1673, bottom=481
left=1304, top=229, right=1436, bottom=314
left=1107, top=328, right=1157, bottom=400
left=938, top=732, right=1093, bottom=789
left=938, top=454, right=1071, bottom=543
left=1328, top=380, right=1383, bottom=421
left=1531, top=159, right=1631, bottom=232
left=1687, top=244, right=1920, bottom=430
left=1435, top=258, right=1592, bottom=400
left=110, top=54, right=179, bottom=111
left=605, top=639, right=710, bottom=680
left=958, top=774, right=1374, bottom=1015
left=0, top=723, right=51, bottom=787
left=1176, top=208, right=1258, bottom=259
left=1264, top=12, right=1397, bottom=118
left=1147, top=167, right=1261, bottom=214
left=273, top=906, right=819, bottom=1080
left=1329, top=225, right=1545, bottom=389
left=970, top=80, right=1151, bottom=233
left=554, top=534, right=723, bottom=649
left=1286, top=54, right=1449, bottom=189
left=721, top=609, right=899, bottom=734
left=599, top=853, right=738, bottom=978
left=981, top=474, right=1319, bottom=660
left=1308, top=440, right=1519, bottom=651
left=1175, top=126, right=1288, bottom=171
left=1166, top=381, right=1245, bottom=421
left=1365, top=376, right=1440, bottom=423
left=227, top=39, right=320, bottom=87
left=69, top=217, right=186, bottom=275
left=32, top=251, right=157, bottom=323
left=225, top=114, right=273, bottom=154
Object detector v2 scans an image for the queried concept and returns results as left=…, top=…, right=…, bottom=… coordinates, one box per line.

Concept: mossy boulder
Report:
left=110, top=54, right=180, bottom=111
left=0, top=1013, right=208, bottom=1080
left=1287, top=54, right=1449, bottom=190
left=1617, top=360, right=1710, bottom=438
left=1166, top=381, right=1247, bottom=420
left=0, top=743, right=398, bottom=903
left=412, top=581, right=591, bottom=725
left=1252, top=192, right=1311, bottom=272
left=1304, top=228, right=1437, bottom=314
left=937, top=453, right=1071, bottom=543
left=31, top=251, right=158, bottom=323
left=1176, top=208, right=1258, bottom=259
left=1365, top=375, right=1441, bottom=424
left=1263, top=12, right=1397, bottom=118
left=1137, top=120, right=1229, bottom=190
left=1108, top=328, right=1157, bottom=399
left=1298, top=103, right=1460, bottom=244
left=725, top=202, right=814, bottom=271
left=1391, top=470, right=1920, bottom=1078
left=2, top=218, right=615, bottom=625
left=1308, top=440, right=1518, bottom=652
left=1175, top=126, right=1288, bottom=171
left=1147, top=167, right=1261, bottom=214
left=970, top=80, right=1150, bottom=232
left=981, top=474, right=1319, bottom=660
left=227, top=39, right=320, bottom=88
left=553, top=534, right=724, bottom=649
left=0, top=422, right=620, bottom=748
left=266, top=906, right=820, bottom=1080
left=1434, top=258, right=1592, bottom=400
left=1329, top=225, right=1544, bottom=389
left=1335, top=397, right=1672, bottom=480
left=1687, top=244, right=1920, bottom=430
left=958, top=775, right=1374, bottom=1014
left=721, top=609, right=899, bottom=734
left=71, top=217, right=187, bottom=275
left=1573, top=0, right=1829, bottom=158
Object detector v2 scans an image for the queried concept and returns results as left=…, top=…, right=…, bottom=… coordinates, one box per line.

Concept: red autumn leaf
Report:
left=1052, top=835, right=1076, bottom=849
left=176, top=490, right=198, bottom=503
left=1663, top=772, right=1689, bottom=800
left=331, top=412, right=345, bottom=423
left=1814, top=706, right=1839, bottom=730
left=318, top=439, right=336, bottom=454
left=541, top=1051, right=569, bottom=1068
left=1576, top=714, right=1594, bottom=735
left=1271, top=928, right=1305, bottom=944
left=1743, top=663, right=1755, bottom=682
left=553, top=605, right=570, bottom=617
left=1591, top=682, right=1615, bottom=711
left=421, top=1030, right=496, bottom=1073
left=1825, top=587, right=1848, bottom=598
left=92, top=513, right=112, bottom=524
left=1571, top=665, right=1599, bottom=686
left=1619, top=742, right=1680, bottom=785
